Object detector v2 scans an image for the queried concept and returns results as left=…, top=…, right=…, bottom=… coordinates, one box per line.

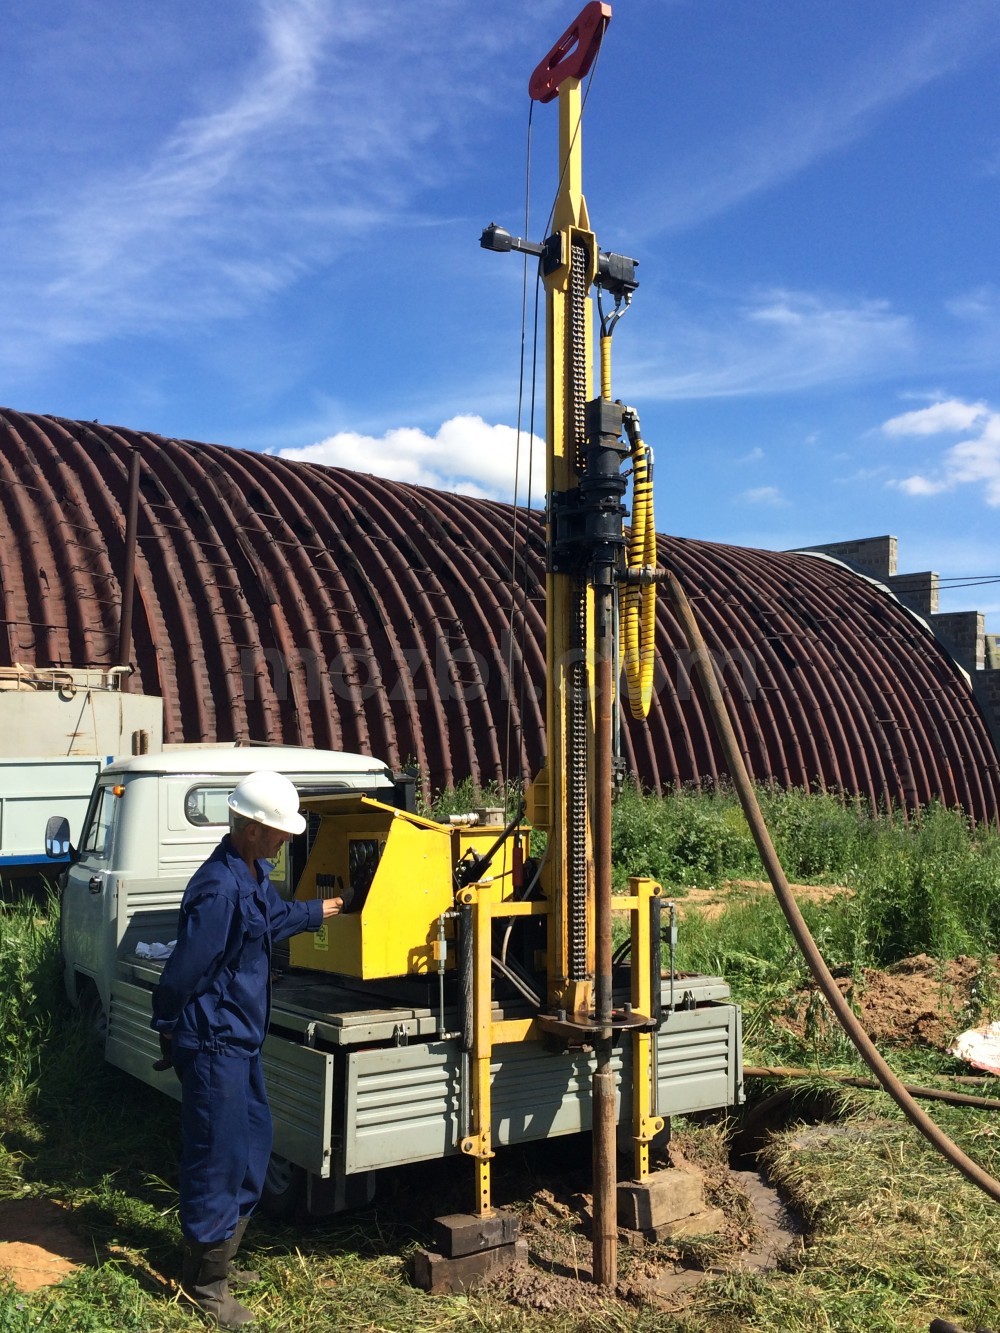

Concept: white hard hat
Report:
left=228, top=771, right=306, bottom=836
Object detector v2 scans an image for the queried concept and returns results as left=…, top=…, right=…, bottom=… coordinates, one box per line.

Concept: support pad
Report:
left=617, top=1167, right=707, bottom=1231
left=432, top=1210, right=520, bottom=1258
left=627, top=1206, right=727, bottom=1244
left=409, top=1238, right=528, bottom=1295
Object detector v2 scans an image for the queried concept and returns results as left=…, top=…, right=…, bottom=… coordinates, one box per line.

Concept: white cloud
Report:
left=882, top=399, right=989, bottom=436
left=278, top=415, right=545, bottom=502
left=740, top=485, right=788, bottom=507
left=884, top=397, right=1000, bottom=505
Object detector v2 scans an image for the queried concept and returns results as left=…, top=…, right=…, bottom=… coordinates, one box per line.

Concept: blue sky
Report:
left=2, top=0, right=998, bottom=629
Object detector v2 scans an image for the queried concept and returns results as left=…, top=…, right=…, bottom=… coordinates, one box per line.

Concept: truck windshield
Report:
left=80, top=785, right=118, bottom=861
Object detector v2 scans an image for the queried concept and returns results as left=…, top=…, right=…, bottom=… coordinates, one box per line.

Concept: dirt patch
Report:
left=674, top=879, right=850, bottom=921
left=0, top=1198, right=93, bottom=1292
left=781, top=953, right=992, bottom=1048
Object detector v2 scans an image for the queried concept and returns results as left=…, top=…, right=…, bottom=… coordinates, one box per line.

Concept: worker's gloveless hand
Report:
left=320, top=897, right=344, bottom=919
left=152, top=1031, right=173, bottom=1071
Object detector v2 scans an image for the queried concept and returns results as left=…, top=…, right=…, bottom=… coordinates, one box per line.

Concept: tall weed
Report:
left=0, top=895, right=63, bottom=1100
left=849, top=803, right=1000, bottom=961
left=612, top=785, right=1000, bottom=967
left=611, top=784, right=759, bottom=888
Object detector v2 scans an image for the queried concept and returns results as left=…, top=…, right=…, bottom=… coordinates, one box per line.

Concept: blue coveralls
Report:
left=151, top=835, right=323, bottom=1245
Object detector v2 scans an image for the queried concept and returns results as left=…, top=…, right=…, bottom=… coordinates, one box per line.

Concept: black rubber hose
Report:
left=663, top=567, right=1000, bottom=1206
left=458, top=901, right=474, bottom=1054
left=650, top=892, right=663, bottom=1027
left=745, top=1066, right=1000, bottom=1113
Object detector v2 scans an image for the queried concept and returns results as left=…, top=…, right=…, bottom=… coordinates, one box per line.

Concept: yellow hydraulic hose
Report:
left=623, top=426, right=656, bottom=718
left=600, top=333, right=613, bottom=402
left=600, top=334, right=657, bottom=720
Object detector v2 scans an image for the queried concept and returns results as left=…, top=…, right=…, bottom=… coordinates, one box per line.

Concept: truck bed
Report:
left=112, top=952, right=742, bottom=1187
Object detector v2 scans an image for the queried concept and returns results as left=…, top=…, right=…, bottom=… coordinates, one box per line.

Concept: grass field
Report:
left=2, top=787, right=1000, bottom=1330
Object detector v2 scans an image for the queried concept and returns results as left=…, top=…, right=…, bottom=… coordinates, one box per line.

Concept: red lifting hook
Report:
left=528, top=2, right=612, bottom=104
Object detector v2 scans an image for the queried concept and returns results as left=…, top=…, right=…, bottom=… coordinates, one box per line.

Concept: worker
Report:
left=151, top=770, right=342, bottom=1329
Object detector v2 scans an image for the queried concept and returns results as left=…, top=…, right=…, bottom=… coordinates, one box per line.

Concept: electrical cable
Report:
left=491, top=954, right=542, bottom=1009
left=499, top=835, right=551, bottom=965
left=503, top=97, right=538, bottom=790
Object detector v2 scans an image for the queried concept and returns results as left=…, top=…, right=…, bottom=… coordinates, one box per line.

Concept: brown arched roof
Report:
left=1, top=406, right=997, bottom=820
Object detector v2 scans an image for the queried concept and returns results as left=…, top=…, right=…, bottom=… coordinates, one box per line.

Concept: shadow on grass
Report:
left=8, top=996, right=645, bottom=1305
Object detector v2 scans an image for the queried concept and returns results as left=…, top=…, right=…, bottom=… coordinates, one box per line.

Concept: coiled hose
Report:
left=600, top=333, right=656, bottom=720
left=621, top=411, right=656, bottom=719
left=663, top=566, right=1000, bottom=1206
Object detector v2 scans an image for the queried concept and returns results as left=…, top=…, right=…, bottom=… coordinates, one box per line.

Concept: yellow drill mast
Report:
left=481, top=1, right=659, bottom=1285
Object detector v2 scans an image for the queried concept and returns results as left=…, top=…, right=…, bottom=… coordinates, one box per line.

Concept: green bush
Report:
left=610, top=785, right=1000, bottom=968
left=0, top=895, right=63, bottom=1100
left=756, top=785, right=876, bottom=882
left=611, top=784, right=760, bottom=888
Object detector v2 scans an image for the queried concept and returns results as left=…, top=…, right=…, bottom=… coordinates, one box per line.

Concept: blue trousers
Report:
left=173, top=1047, right=271, bottom=1245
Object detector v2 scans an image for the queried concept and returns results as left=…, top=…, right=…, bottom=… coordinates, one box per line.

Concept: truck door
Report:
left=60, top=780, right=121, bottom=1011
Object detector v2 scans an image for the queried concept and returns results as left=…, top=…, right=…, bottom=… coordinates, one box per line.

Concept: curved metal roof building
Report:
left=1, top=407, right=997, bottom=820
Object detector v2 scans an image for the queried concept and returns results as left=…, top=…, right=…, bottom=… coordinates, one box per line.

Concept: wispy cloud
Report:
left=637, top=3, right=1000, bottom=233
left=0, top=0, right=502, bottom=373
left=630, top=289, right=913, bottom=400
left=5, top=2, right=334, bottom=346
left=277, top=415, right=545, bottom=502
left=884, top=398, right=1000, bottom=505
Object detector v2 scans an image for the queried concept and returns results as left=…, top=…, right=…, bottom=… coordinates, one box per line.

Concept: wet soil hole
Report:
left=730, top=1084, right=841, bottom=1168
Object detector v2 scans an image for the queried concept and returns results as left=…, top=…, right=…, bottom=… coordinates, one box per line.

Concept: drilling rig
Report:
left=481, top=2, right=664, bottom=1283
left=286, top=0, right=742, bottom=1290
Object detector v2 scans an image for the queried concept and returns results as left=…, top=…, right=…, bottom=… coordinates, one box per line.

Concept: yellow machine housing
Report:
left=289, top=794, right=523, bottom=980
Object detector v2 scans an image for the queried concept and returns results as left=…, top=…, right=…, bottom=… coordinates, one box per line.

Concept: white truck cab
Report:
left=56, top=746, right=398, bottom=1024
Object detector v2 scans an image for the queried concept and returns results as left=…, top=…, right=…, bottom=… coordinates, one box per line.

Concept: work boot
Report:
left=228, top=1217, right=261, bottom=1287
left=181, top=1237, right=256, bottom=1328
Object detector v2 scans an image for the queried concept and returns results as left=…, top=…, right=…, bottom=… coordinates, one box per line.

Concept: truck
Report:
left=52, top=744, right=742, bottom=1220
left=0, top=663, right=162, bottom=874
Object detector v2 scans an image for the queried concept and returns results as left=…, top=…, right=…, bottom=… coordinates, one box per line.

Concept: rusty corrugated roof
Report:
left=1, top=406, right=997, bottom=819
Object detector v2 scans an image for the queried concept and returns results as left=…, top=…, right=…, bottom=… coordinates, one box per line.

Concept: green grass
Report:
left=0, top=894, right=64, bottom=1105
left=3, top=788, right=1000, bottom=1329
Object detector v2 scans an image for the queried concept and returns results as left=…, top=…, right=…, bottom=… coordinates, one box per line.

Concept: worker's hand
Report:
left=152, top=1032, right=173, bottom=1072
left=320, top=896, right=344, bottom=919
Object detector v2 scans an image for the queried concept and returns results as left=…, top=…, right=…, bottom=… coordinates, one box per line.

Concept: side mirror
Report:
left=45, top=815, right=76, bottom=861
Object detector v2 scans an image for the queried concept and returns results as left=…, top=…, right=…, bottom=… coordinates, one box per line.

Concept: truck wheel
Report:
left=260, top=1153, right=305, bottom=1220
left=78, top=982, right=108, bottom=1046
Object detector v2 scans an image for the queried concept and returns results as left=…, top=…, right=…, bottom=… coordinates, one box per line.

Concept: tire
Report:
left=78, top=981, right=109, bottom=1047
left=259, top=1153, right=306, bottom=1221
